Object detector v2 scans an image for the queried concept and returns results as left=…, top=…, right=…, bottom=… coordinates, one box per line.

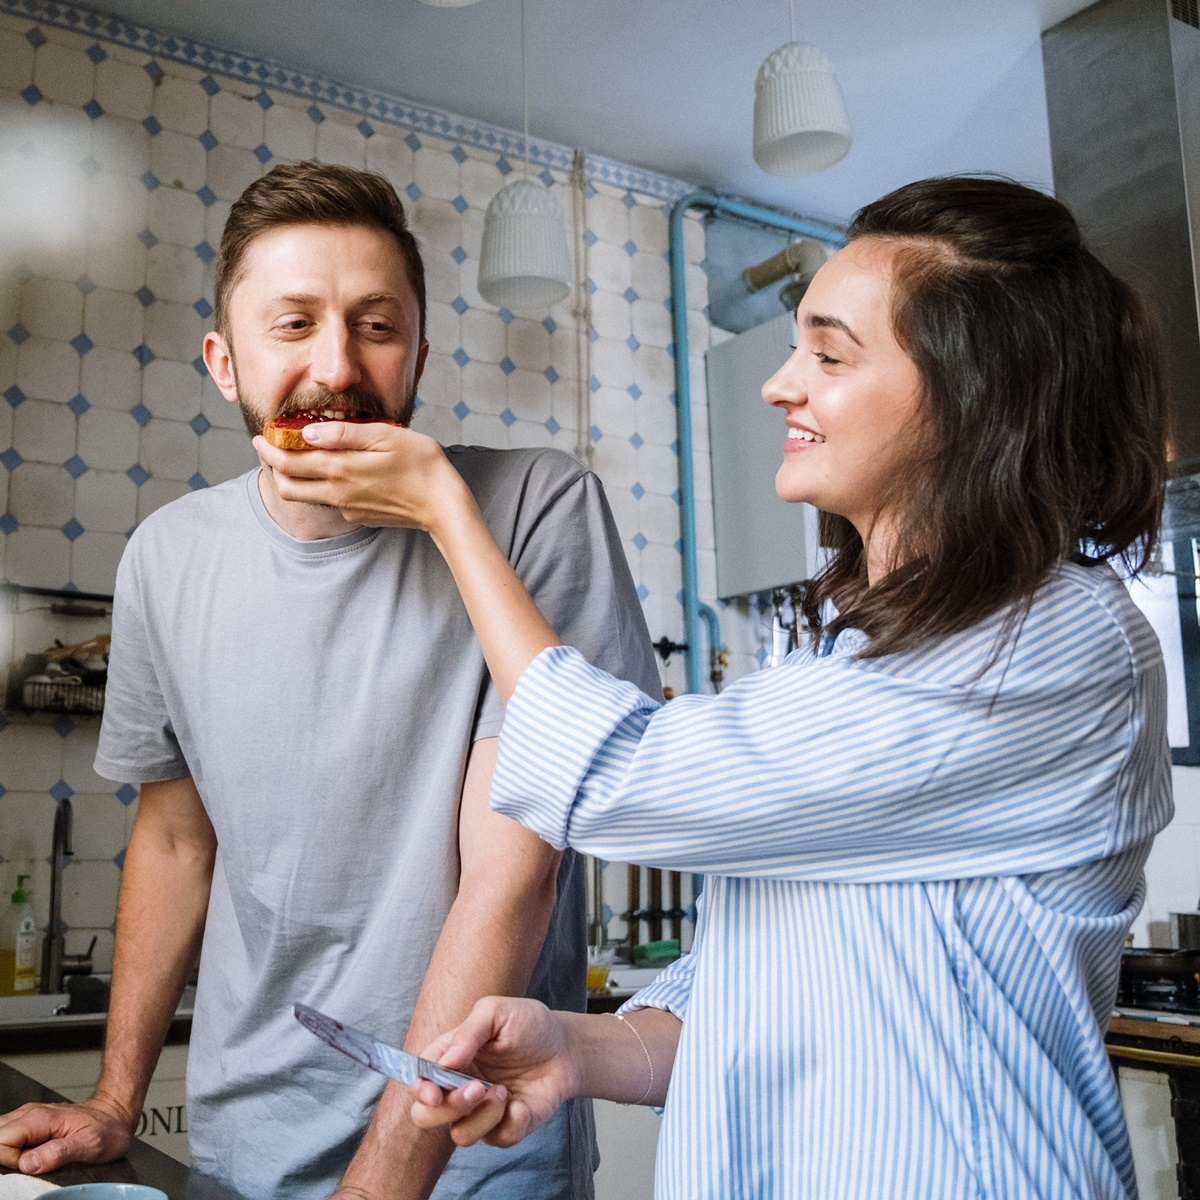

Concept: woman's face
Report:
left=763, top=237, right=924, bottom=541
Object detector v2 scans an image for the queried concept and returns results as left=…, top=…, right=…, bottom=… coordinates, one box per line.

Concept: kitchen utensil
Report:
left=1171, top=911, right=1200, bottom=951
left=293, top=1003, right=490, bottom=1091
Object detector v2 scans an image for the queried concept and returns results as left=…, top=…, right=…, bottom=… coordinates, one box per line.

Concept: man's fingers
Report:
left=300, top=421, right=395, bottom=450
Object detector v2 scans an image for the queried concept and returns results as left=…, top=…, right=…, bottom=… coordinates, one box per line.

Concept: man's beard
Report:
left=237, top=379, right=414, bottom=440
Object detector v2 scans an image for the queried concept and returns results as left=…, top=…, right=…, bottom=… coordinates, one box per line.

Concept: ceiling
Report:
left=94, top=0, right=1095, bottom=225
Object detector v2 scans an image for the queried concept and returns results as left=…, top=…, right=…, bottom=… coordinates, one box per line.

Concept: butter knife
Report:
left=294, top=1002, right=491, bottom=1091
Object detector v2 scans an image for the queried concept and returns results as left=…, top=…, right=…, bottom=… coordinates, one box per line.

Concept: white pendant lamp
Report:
left=478, top=0, right=572, bottom=312
left=753, top=1, right=852, bottom=176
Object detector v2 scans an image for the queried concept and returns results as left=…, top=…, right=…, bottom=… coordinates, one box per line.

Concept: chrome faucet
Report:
left=40, top=797, right=73, bottom=994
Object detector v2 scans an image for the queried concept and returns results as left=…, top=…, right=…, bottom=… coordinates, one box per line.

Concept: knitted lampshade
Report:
left=478, top=177, right=572, bottom=312
left=753, top=41, right=852, bottom=176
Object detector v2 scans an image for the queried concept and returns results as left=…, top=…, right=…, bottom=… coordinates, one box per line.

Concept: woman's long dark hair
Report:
left=801, top=176, right=1170, bottom=659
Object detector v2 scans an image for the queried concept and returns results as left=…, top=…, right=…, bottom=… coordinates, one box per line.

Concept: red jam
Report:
left=269, top=411, right=402, bottom=429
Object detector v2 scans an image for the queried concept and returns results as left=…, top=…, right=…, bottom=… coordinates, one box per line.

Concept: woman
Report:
left=258, top=177, right=1172, bottom=1199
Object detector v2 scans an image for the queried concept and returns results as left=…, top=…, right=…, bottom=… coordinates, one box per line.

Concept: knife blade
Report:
left=294, top=1002, right=492, bottom=1091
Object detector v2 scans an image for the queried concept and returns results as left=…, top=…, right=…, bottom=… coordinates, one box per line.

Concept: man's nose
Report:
left=309, top=324, right=361, bottom=393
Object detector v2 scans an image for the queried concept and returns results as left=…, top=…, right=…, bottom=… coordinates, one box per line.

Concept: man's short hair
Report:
left=214, top=161, right=427, bottom=343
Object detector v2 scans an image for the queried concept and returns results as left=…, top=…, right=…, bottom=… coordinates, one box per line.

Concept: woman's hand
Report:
left=410, top=997, right=578, bottom=1149
left=252, top=421, right=476, bottom=536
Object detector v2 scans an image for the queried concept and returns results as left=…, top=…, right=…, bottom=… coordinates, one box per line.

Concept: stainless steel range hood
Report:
left=1043, top=0, right=1200, bottom=471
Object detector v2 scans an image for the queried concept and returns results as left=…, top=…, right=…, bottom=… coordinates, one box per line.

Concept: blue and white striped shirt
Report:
left=492, top=562, right=1172, bottom=1199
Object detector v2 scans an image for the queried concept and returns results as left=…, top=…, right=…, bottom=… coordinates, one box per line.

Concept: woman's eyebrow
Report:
left=804, top=312, right=863, bottom=347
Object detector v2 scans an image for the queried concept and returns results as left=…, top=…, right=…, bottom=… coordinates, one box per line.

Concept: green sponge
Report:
left=633, top=938, right=680, bottom=965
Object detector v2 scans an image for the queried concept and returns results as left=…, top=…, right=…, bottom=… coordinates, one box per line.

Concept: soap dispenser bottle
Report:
left=0, top=875, right=37, bottom=996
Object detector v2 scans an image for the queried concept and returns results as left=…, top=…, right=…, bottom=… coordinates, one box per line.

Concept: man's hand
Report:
left=0, top=1093, right=136, bottom=1174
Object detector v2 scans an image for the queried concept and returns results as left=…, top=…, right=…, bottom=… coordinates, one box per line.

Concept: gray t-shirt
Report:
left=95, top=447, right=660, bottom=1200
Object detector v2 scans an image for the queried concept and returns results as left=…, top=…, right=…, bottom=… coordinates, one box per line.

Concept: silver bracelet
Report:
left=609, top=1012, right=654, bottom=1105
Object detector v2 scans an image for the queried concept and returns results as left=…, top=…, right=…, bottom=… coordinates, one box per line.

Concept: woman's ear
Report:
left=202, top=331, right=239, bottom=404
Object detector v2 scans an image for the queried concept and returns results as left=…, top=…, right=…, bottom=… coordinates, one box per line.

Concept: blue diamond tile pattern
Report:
left=629, top=383, right=643, bottom=400
left=499, top=408, right=516, bottom=428
left=75, top=275, right=96, bottom=296
left=498, top=307, right=515, bottom=325
left=413, top=395, right=424, bottom=412
left=589, top=375, right=601, bottom=393
left=538, top=169, right=555, bottom=188
left=135, top=286, right=155, bottom=307
left=544, top=416, right=561, bottom=435
left=142, top=115, right=161, bottom=136
left=21, top=84, right=42, bottom=105
left=543, top=317, right=557, bottom=335
left=451, top=296, right=468, bottom=316
left=26, top=27, right=46, bottom=47
left=255, top=90, right=273, bottom=110
left=83, top=100, right=104, bottom=120
left=624, top=240, right=638, bottom=257
left=1, top=448, right=22, bottom=472
left=145, top=61, right=164, bottom=83
left=451, top=145, right=467, bottom=164
left=50, top=780, right=74, bottom=802
left=307, top=104, right=325, bottom=124
left=631, top=482, right=645, bottom=500
left=140, top=171, right=159, bottom=191
left=672, top=487, right=682, bottom=505
left=357, top=120, right=374, bottom=139
left=453, top=400, right=469, bottom=420
left=405, top=183, right=421, bottom=203
left=64, top=455, right=87, bottom=479
left=4, top=386, right=26, bottom=407
left=195, top=241, right=216, bottom=263
left=197, top=185, right=217, bottom=207
left=188, top=472, right=209, bottom=490
left=405, top=133, right=421, bottom=152
left=61, top=518, right=84, bottom=541
left=253, top=143, right=272, bottom=164
left=630, top=432, right=645, bottom=450
left=130, top=403, right=152, bottom=427
left=590, top=425, right=602, bottom=443
left=194, top=297, right=213, bottom=318
left=585, top=230, right=597, bottom=247
left=451, top=246, right=467, bottom=265
left=114, top=847, right=127, bottom=869
left=452, top=348, right=469, bottom=368
left=586, top=279, right=597, bottom=295
left=496, top=155, right=512, bottom=175
left=127, top=463, right=150, bottom=486
left=132, top=344, right=155, bottom=366
left=622, top=192, right=637, bottom=210
left=192, top=356, right=208, bottom=377
left=623, top=287, right=639, bottom=304
left=200, top=75, right=220, bottom=96
left=68, top=393, right=89, bottom=416
left=451, top=195, right=468, bottom=214
left=189, top=413, right=211, bottom=435
left=627, top=335, right=640, bottom=352
left=637, top=584, right=650, bottom=602
left=198, top=129, right=218, bottom=152
left=632, top=532, right=648, bottom=551
left=71, top=333, right=94, bottom=356
left=0, top=513, right=17, bottom=535
left=116, top=783, right=138, bottom=806
left=499, top=357, right=515, bottom=376
left=670, top=439, right=680, bottom=456
left=138, top=228, right=158, bottom=249
left=544, top=366, right=559, bottom=384
left=52, top=714, right=75, bottom=738
left=7, top=324, right=29, bottom=345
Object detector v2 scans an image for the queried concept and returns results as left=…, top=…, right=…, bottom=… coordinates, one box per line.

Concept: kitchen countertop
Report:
left=0, top=1063, right=242, bottom=1199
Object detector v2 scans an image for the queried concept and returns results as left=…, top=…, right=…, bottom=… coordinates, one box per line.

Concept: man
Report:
left=0, top=162, right=659, bottom=1199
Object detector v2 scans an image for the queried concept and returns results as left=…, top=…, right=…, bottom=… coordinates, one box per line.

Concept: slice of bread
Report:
left=263, top=419, right=312, bottom=450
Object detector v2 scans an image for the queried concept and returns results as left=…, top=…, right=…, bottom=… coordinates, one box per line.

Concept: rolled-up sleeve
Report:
left=492, top=577, right=1170, bottom=884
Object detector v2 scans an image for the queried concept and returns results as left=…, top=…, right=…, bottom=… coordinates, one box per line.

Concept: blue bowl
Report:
left=35, top=1187, right=168, bottom=1200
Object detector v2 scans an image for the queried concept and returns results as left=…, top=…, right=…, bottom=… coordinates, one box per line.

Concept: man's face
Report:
left=205, top=223, right=428, bottom=436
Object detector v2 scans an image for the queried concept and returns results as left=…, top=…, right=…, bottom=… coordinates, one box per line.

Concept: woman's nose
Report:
left=309, top=325, right=361, bottom=393
left=762, top=353, right=805, bottom=410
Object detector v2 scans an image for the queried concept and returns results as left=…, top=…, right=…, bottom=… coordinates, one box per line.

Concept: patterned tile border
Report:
left=4, top=0, right=697, bottom=203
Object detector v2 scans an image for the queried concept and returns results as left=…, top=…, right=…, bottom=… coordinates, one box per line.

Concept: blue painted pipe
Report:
left=668, top=191, right=844, bottom=694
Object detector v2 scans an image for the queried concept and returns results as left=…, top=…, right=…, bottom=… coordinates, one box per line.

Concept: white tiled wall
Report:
left=0, top=5, right=773, bottom=959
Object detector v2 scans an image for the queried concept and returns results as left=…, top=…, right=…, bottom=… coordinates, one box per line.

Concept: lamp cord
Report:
left=521, top=0, right=529, bottom=178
